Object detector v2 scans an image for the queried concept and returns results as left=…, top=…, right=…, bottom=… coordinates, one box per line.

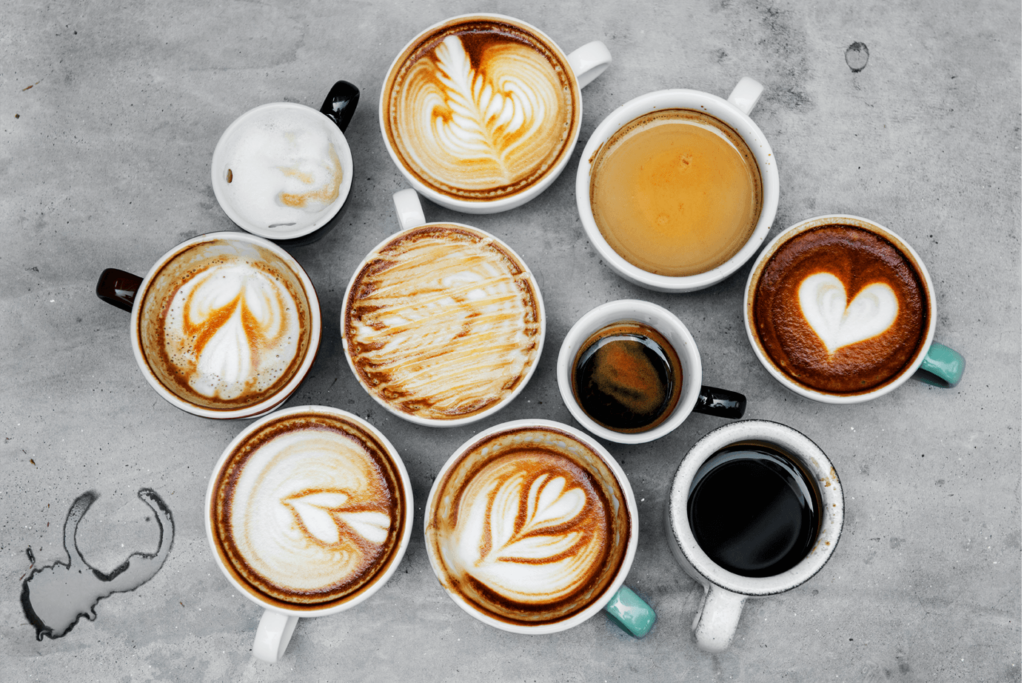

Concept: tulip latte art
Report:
left=383, top=18, right=579, bottom=201
left=752, top=224, right=929, bottom=394
left=344, top=225, right=542, bottom=421
left=211, top=412, right=405, bottom=607
left=427, top=427, right=630, bottom=624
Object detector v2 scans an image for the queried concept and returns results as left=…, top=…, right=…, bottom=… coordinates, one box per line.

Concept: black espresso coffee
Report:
left=687, top=444, right=821, bottom=578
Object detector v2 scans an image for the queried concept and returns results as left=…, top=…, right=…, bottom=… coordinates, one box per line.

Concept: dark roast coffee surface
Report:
left=688, top=444, right=821, bottom=578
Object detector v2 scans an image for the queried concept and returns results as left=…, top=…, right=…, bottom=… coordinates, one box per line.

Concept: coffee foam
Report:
left=752, top=225, right=929, bottom=394
left=138, top=240, right=312, bottom=411
left=345, top=225, right=542, bottom=421
left=212, top=413, right=405, bottom=607
left=427, top=427, right=629, bottom=624
left=384, top=18, right=578, bottom=200
left=219, top=107, right=344, bottom=231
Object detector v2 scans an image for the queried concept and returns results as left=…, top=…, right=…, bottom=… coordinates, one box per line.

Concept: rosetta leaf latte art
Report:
left=482, top=474, right=587, bottom=565
left=284, top=490, right=391, bottom=547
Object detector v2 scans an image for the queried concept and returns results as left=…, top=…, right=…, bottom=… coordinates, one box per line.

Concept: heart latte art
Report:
left=211, top=412, right=405, bottom=607
left=383, top=18, right=578, bottom=201
left=798, top=273, right=898, bottom=354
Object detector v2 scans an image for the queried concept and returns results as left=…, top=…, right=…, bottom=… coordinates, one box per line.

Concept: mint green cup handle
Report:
left=914, top=342, right=966, bottom=388
left=604, top=585, right=656, bottom=638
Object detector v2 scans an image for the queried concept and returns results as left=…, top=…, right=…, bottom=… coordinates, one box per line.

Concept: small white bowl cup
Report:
left=576, top=78, right=780, bottom=292
left=379, top=13, right=611, bottom=215
left=205, top=406, right=414, bottom=662
left=557, top=300, right=746, bottom=444
left=340, top=189, right=545, bottom=427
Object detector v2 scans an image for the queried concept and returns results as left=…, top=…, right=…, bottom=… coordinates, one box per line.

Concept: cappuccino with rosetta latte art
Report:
left=382, top=16, right=579, bottom=201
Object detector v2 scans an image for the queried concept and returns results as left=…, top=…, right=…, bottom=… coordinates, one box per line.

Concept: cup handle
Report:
left=96, top=268, right=143, bottom=312
left=253, top=610, right=299, bottom=663
left=566, top=41, right=612, bottom=89
left=603, top=585, right=657, bottom=638
left=727, top=77, right=764, bottom=116
left=913, top=341, right=966, bottom=388
left=693, top=585, right=745, bottom=653
left=693, top=386, right=746, bottom=419
left=393, top=189, right=427, bottom=231
left=320, top=80, right=360, bottom=132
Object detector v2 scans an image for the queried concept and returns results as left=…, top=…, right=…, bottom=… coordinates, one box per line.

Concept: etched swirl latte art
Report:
left=389, top=28, right=575, bottom=198
left=161, top=260, right=302, bottom=403
left=346, top=227, right=541, bottom=420
left=440, top=452, right=610, bottom=606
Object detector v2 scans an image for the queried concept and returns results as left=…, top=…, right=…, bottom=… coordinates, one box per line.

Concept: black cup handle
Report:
left=320, top=81, right=360, bottom=132
left=96, top=268, right=143, bottom=312
left=694, top=386, right=747, bottom=419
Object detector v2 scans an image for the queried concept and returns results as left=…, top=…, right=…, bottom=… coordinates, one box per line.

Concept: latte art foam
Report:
left=345, top=225, right=542, bottom=421
left=211, top=413, right=405, bottom=607
left=384, top=19, right=578, bottom=200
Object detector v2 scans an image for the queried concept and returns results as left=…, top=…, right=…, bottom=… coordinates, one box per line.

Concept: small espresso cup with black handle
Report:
left=557, top=300, right=745, bottom=444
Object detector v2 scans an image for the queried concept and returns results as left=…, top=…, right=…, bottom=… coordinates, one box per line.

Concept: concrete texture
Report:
left=1, top=0, right=1019, bottom=680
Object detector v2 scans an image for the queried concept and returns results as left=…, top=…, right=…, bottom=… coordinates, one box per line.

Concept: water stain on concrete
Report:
left=846, top=42, right=870, bottom=72
left=20, top=488, right=174, bottom=640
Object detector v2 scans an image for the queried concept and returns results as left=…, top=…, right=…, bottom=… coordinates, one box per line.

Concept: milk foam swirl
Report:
left=345, top=226, right=541, bottom=420
left=161, top=259, right=302, bottom=402
left=386, top=22, right=576, bottom=199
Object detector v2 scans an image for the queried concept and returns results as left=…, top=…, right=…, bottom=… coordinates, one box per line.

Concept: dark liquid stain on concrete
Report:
left=20, top=488, right=174, bottom=640
left=846, top=42, right=869, bottom=72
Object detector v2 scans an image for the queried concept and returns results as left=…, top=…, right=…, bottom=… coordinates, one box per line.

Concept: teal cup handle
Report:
left=914, top=342, right=966, bottom=388
left=604, top=585, right=657, bottom=638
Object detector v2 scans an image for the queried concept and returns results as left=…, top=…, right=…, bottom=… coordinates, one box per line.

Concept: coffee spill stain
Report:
left=846, top=42, right=869, bottom=72
left=20, top=488, right=174, bottom=640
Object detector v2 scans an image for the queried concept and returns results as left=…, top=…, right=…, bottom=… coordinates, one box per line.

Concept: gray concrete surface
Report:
left=1, top=0, right=1020, bottom=680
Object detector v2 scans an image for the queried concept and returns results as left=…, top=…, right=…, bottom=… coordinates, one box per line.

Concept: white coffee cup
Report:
left=576, top=78, right=780, bottom=292
left=557, top=300, right=746, bottom=444
left=379, top=14, right=612, bottom=214
left=666, top=420, right=844, bottom=652
left=204, top=406, right=414, bottom=662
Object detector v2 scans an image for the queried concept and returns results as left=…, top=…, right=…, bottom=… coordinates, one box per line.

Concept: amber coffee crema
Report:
left=591, top=109, right=762, bottom=277
left=752, top=225, right=930, bottom=394
left=427, top=427, right=630, bottom=624
left=383, top=18, right=579, bottom=201
left=210, top=412, right=406, bottom=608
left=137, top=240, right=313, bottom=410
left=344, top=225, right=542, bottom=421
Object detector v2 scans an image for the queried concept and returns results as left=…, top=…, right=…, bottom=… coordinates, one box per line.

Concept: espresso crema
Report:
left=344, top=225, right=542, bottom=421
left=751, top=225, right=930, bottom=394
left=137, top=240, right=313, bottom=410
left=427, top=427, right=630, bottom=624
left=383, top=18, right=579, bottom=201
left=210, top=412, right=405, bottom=608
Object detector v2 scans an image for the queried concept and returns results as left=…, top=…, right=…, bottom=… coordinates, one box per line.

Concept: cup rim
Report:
left=556, top=299, right=703, bottom=444
left=211, top=101, right=354, bottom=240
left=742, top=214, right=939, bottom=404
left=203, top=405, right=415, bottom=617
left=339, top=221, right=546, bottom=428
left=377, top=13, right=584, bottom=213
left=667, top=419, right=844, bottom=596
left=575, top=88, right=780, bottom=292
left=129, top=231, right=322, bottom=420
left=423, top=419, right=639, bottom=634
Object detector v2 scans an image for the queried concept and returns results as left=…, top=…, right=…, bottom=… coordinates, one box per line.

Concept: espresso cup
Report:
left=340, top=189, right=545, bottom=427
left=205, top=406, right=414, bottom=662
left=379, top=14, right=612, bottom=214
left=211, top=81, right=360, bottom=243
left=576, top=78, right=780, bottom=292
left=557, top=300, right=746, bottom=444
left=744, top=215, right=966, bottom=403
left=425, top=419, right=656, bottom=637
left=95, top=232, right=322, bottom=420
left=666, top=420, right=844, bottom=652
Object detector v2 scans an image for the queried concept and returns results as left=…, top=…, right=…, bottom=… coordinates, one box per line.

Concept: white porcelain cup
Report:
left=557, top=300, right=746, bottom=444
left=666, top=420, right=844, bottom=652
left=379, top=14, right=612, bottom=214
left=576, top=78, right=780, bottom=292
left=205, top=406, right=414, bottom=662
